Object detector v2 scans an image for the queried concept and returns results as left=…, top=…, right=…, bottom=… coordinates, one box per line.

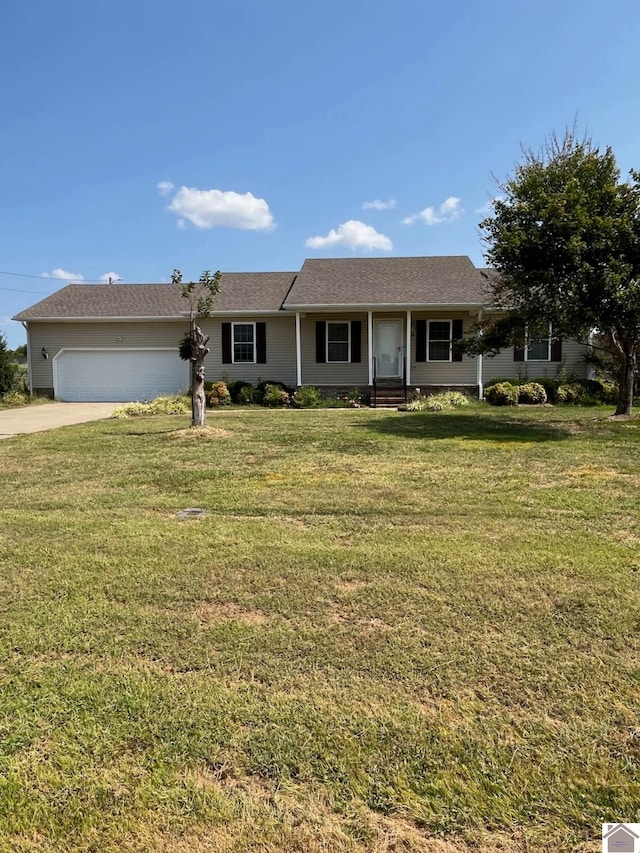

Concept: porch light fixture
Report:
left=41, top=347, right=48, bottom=359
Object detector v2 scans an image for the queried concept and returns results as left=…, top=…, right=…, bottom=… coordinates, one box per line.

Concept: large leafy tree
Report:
left=172, top=269, right=221, bottom=427
left=480, top=131, right=640, bottom=415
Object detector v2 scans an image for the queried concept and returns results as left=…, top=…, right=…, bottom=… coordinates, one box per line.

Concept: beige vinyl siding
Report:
left=482, top=337, right=589, bottom=383
left=28, top=321, right=187, bottom=391
left=410, top=313, right=478, bottom=387
left=29, top=316, right=298, bottom=393
left=300, top=314, right=369, bottom=386
left=204, top=315, right=297, bottom=386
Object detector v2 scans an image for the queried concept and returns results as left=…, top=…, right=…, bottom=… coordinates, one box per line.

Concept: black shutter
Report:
left=316, top=321, right=326, bottom=363
left=452, top=319, right=463, bottom=362
left=550, top=337, right=562, bottom=361
left=222, top=322, right=232, bottom=364
left=256, top=322, right=267, bottom=363
left=350, top=320, right=361, bottom=363
left=513, top=345, right=525, bottom=362
left=416, top=320, right=427, bottom=362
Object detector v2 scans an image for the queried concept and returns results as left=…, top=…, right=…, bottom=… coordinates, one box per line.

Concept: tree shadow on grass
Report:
left=358, top=411, right=573, bottom=443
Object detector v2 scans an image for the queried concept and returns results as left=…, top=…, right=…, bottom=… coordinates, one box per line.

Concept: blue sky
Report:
left=2, top=0, right=640, bottom=347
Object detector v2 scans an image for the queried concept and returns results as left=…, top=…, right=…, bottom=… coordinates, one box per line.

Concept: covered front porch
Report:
left=293, top=309, right=482, bottom=402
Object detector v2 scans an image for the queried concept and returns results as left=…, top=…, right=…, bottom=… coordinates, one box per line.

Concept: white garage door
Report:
left=54, top=349, right=189, bottom=402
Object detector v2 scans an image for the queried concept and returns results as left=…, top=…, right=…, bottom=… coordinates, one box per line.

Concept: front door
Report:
left=375, top=319, right=403, bottom=378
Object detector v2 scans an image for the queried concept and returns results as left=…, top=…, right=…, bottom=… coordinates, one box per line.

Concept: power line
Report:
left=0, top=269, right=104, bottom=283
left=0, top=286, right=57, bottom=294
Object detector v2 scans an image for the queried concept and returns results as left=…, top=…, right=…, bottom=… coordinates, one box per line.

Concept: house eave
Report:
left=282, top=302, right=487, bottom=312
left=13, top=311, right=286, bottom=322
left=12, top=315, right=187, bottom=323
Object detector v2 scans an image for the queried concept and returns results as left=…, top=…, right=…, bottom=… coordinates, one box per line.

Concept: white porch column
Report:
left=295, top=312, right=302, bottom=386
left=367, top=310, right=373, bottom=385
left=405, top=310, right=412, bottom=386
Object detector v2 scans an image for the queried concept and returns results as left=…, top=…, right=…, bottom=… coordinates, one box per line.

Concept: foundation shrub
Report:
left=518, top=382, right=548, bottom=404
left=536, top=377, right=559, bottom=403
left=236, top=385, right=258, bottom=405
left=226, top=380, right=254, bottom=404
left=207, top=381, right=231, bottom=407
left=485, top=382, right=519, bottom=406
left=263, top=383, right=291, bottom=407
left=292, top=386, right=322, bottom=408
left=484, top=376, right=515, bottom=390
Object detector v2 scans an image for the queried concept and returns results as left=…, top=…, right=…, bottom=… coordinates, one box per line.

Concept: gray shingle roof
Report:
left=13, top=258, right=493, bottom=321
left=283, top=256, right=490, bottom=308
left=13, top=273, right=297, bottom=320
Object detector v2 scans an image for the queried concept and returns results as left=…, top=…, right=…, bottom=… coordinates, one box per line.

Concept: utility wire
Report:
left=0, top=269, right=105, bottom=284
left=0, top=286, right=59, bottom=294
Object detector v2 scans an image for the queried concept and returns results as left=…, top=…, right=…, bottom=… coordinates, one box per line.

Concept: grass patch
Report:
left=0, top=405, right=638, bottom=851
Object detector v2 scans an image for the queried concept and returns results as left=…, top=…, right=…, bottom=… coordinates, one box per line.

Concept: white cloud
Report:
left=177, top=218, right=187, bottom=231
left=362, top=198, right=396, bottom=211
left=402, top=196, right=463, bottom=226
left=100, top=272, right=122, bottom=283
left=305, top=220, right=392, bottom=252
left=41, top=268, right=85, bottom=281
left=157, top=180, right=175, bottom=197
left=166, top=186, right=274, bottom=230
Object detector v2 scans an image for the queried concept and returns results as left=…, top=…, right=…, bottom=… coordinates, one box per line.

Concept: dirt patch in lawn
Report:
left=171, top=426, right=232, bottom=440
left=195, top=601, right=270, bottom=626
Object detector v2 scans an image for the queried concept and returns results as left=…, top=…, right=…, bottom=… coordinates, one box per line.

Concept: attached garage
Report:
left=53, top=349, right=188, bottom=402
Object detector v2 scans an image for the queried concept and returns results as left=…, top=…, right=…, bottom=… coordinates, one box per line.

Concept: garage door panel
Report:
left=55, top=350, right=189, bottom=402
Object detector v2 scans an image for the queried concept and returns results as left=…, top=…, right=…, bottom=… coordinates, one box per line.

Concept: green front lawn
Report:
left=0, top=405, right=638, bottom=852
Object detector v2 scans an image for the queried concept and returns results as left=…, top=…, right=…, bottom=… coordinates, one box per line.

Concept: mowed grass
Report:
left=0, top=404, right=639, bottom=852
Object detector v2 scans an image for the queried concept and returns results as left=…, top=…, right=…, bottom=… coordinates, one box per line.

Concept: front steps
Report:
left=371, top=384, right=406, bottom=409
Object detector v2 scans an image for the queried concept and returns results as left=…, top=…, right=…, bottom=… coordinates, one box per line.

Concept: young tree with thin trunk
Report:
left=479, top=131, right=640, bottom=415
left=172, top=269, right=221, bottom=427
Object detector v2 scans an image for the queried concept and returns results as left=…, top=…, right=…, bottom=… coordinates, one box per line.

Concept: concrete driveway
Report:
left=0, top=402, right=119, bottom=440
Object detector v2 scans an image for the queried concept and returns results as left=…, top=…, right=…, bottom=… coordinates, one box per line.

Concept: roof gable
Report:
left=283, top=256, right=490, bottom=308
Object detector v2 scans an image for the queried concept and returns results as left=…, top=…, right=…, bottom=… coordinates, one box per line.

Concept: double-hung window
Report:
left=526, top=323, right=552, bottom=361
left=427, top=320, right=452, bottom=361
left=232, top=322, right=256, bottom=363
left=327, top=321, right=350, bottom=363
left=514, top=323, right=561, bottom=362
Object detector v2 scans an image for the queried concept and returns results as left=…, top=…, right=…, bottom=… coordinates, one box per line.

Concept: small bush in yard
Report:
left=255, top=380, right=293, bottom=406
left=0, top=390, right=31, bottom=408
left=518, top=382, right=547, bottom=404
left=556, top=383, right=593, bottom=404
left=437, top=391, right=469, bottom=408
left=112, top=395, right=191, bottom=418
left=149, top=395, right=191, bottom=414
left=536, top=377, right=559, bottom=403
left=581, top=378, right=618, bottom=403
left=237, top=385, right=257, bottom=405
left=292, top=385, right=322, bottom=408
left=485, top=382, right=519, bottom=406
left=227, top=380, right=254, bottom=404
left=207, top=381, right=231, bottom=407
left=111, top=401, right=150, bottom=419
left=263, top=383, right=290, bottom=407
left=407, top=391, right=469, bottom=412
